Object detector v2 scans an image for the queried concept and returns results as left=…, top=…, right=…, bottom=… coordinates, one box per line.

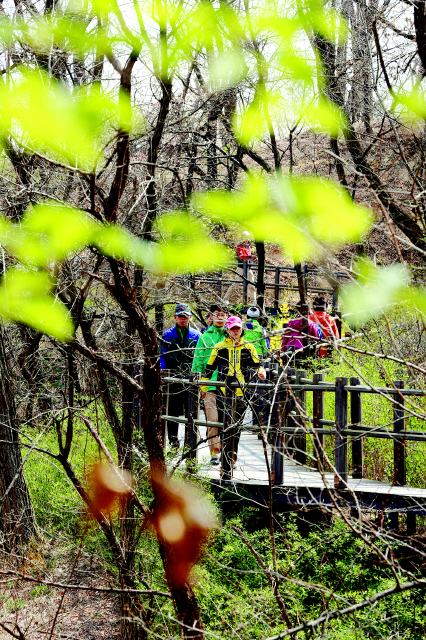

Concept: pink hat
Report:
left=226, top=315, right=243, bottom=329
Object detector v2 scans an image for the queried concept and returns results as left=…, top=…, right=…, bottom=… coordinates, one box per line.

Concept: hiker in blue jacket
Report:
left=160, top=303, right=200, bottom=447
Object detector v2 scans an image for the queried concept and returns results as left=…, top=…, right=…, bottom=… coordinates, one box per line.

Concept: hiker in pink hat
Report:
left=201, top=315, right=266, bottom=475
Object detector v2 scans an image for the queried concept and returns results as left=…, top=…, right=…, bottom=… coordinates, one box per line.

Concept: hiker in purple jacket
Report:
left=280, top=304, right=320, bottom=365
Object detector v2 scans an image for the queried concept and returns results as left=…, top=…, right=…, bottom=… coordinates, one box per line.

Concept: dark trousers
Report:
left=166, top=382, right=189, bottom=443
left=222, top=397, right=247, bottom=467
left=248, top=380, right=271, bottom=428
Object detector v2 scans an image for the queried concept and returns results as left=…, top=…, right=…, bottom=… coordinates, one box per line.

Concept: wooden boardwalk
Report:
left=175, top=423, right=426, bottom=515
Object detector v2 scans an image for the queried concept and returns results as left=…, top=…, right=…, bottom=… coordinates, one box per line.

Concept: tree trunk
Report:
left=137, top=312, right=205, bottom=639
left=312, top=32, right=426, bottom=253
left=0, top=326, right=37, bottom=552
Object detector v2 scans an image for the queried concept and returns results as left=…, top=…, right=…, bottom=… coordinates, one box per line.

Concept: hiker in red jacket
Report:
left=224, top=233, right=256, bottom=304
left=309, top=296, right=340, bottom=358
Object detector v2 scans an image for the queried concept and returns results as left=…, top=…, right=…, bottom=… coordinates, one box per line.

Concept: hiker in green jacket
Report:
left=191, top=304, right=228, bottom=465
left=244, top=307, right=270, bottom=358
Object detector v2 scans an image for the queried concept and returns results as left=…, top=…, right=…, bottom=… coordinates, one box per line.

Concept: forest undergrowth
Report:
left=3, top=311, right=426, bottom=639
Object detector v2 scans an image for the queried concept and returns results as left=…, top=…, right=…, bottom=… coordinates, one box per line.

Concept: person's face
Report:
left=212, top=311, right=227, bottom=328
left=175, top=314, right=190, bottom=328
left=228, top=325, right=242, bottom=341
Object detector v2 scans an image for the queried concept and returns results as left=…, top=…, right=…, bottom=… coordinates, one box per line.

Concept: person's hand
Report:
left=258, top=370, right=266, bottom=380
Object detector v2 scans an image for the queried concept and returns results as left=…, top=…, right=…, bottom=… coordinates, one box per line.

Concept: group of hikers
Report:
left=160, top=297, right=340, bottom=470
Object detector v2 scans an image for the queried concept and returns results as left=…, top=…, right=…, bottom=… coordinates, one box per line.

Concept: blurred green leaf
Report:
left=196, top=174, right=372, bottom=260
left=278, top=49, right=313, bottom=82
left=285, top=177, right=373, bottom=244
left=183, top=1, right=222, bottom=52
left=233, top=99, right=266, bottom=145
left=93, top=224, right=154, bottom=267
left=0, top=269, right=74, bottom=341
left=394, top=87, right=426, bottom=120
left=305, top=97, right=345, bottom=136
left=246, top=211, right=315, bottom=262
left=0, top=69, right=122, bottom=169
left=298, top=0, right=348, bottom=44
left=195, top=176, right=269, bottom=221
left=341, top=261, right=409, bottom=326
left=257, top=14, right=299, bottom=40
left=209, top=50, right=248, bottom=89
left=15, top=203, right=96, bottom=265
left=398, top=286, right=426, bottom=320
left=151, top=212, right=231, bottom=273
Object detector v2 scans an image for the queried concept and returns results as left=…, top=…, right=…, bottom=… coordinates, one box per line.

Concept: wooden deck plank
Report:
left=174, top=423, right=426, bottom=502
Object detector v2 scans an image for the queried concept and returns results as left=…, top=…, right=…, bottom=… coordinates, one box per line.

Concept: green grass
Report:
left=16, top=319, right=426, bottom=639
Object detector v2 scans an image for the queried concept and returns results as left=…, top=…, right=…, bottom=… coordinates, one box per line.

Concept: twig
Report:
left=0, top=568, right=170, bottom=596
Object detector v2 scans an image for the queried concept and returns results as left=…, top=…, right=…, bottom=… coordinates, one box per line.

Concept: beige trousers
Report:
left=203, top=391, right=221, bottom=456
left=224, top=266, right=256, bottom=304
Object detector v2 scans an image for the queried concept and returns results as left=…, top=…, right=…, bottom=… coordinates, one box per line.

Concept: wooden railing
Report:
left=182, top=263, right=351, bottom=309
left=160, top=369, right=426, bottom=499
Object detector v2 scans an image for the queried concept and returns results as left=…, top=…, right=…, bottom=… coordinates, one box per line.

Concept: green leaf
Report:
left=304, top=98, right=345, bottom=136
left=0, top=69, right=121, bottom=170
left=298, top=0, right=348, bottom=44
left=244, top=211, right=315, bottom=262
left=92, top=225, right=154, bottom=268
left=398, top=286, right=426, bottom=320
left=209, top=50, right=248, bottom=90
left=0, top=269, right=74, bottom=341
left=194, top=176, right=269, bottom=221
left=197, top=174, right=372, bottom=254
left=151, top=212, right=231, bottom=273
left=278, top=49, right=313, bottom=83
left=15, top=203, right=97, bottom=265
left=257, top=14, right=299, bottom=40
left=341, top=261, right=409, bottom=326
left=233, top=99, right=266, bottom=145
left=285, top=177, right=373, bottom=244
left=394, top=87, right=426, bottom=120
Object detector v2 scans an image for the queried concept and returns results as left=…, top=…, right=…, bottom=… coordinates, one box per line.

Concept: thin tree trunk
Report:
left=107, top=260, right=205, bottom=638
left=295, top=263, right=308, bottom=351
left=255, top=241, right=265, bottom=310
left=0, top=326, right=37, bottom=553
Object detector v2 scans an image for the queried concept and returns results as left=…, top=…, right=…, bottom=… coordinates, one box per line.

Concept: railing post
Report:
left=274, top=267, right=280, bottom=309
left=313, top=372, right=324, bottom=470
left=393, top=380, right=406, bottom=487
left=294, top=370, right=307, bottom=465
left=221, top=376, right=236, bottom=480
left=271, top=373, right=284, bottom=485
left=350, top=377, right=363, bottom=479
left=303, top=264, right=308, bottom=293
left=284, top=367, right=295, bottom=460
left=162, top=369, right=170, bottom=447
left=243, top=260, right=248, bottom=306
left=185, top=372, right=199, bottom=466
left=334, top=377, right=348, bottom=489
left=391, top=379, right=412, bottom=533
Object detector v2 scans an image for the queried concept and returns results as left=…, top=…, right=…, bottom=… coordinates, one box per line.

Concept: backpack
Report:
left=236, top=243, right=252, bottom=260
